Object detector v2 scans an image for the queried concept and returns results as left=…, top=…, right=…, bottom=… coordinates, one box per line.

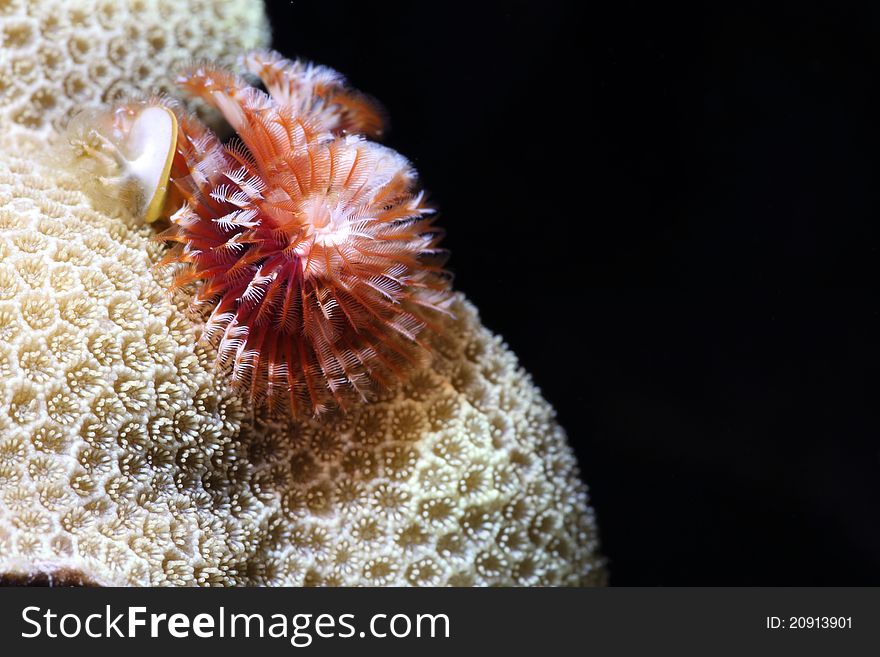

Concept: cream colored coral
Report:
left=247, top=307, right=604, bottom=586
left=0, top=153, right=603, bottom=586
left=0, top=0, right=604, bottom=587
left=0, top=0, right=270, bottom=144
left=0, top=155, right=271, bottom=585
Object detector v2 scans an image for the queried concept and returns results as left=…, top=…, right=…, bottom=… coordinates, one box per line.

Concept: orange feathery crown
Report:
left=157, top=50, right=451, bottom=417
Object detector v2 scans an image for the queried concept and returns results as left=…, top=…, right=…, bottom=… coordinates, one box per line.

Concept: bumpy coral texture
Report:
left=0, top=155, right=603, bottom=586
left=0, top=156, right=266, bottom=585
left=0, top=0, right=270, bottom=144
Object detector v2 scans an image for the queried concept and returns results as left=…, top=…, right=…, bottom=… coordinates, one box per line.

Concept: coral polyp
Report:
left=157, top=53, right=451, bottom=417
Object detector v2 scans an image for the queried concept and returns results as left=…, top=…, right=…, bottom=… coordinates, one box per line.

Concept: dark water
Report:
left=268, top=0, right=879, bottom=585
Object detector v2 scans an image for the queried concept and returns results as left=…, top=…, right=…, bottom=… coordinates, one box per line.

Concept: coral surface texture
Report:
left=0, top=155, right=603, bottom=585
left=0, top=0, right=603, bottom=586
left=0, top=0, right=270, bottom=143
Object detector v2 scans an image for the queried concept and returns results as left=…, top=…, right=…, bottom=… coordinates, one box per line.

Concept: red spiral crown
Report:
left=157, top=51, right=451, bottom=417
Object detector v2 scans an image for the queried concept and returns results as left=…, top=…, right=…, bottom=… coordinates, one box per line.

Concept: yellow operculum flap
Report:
left=125, top=105, right=178, bottom=223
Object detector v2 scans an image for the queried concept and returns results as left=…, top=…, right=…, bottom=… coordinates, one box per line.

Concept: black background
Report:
left=267, top=0, right=879, bottom=584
